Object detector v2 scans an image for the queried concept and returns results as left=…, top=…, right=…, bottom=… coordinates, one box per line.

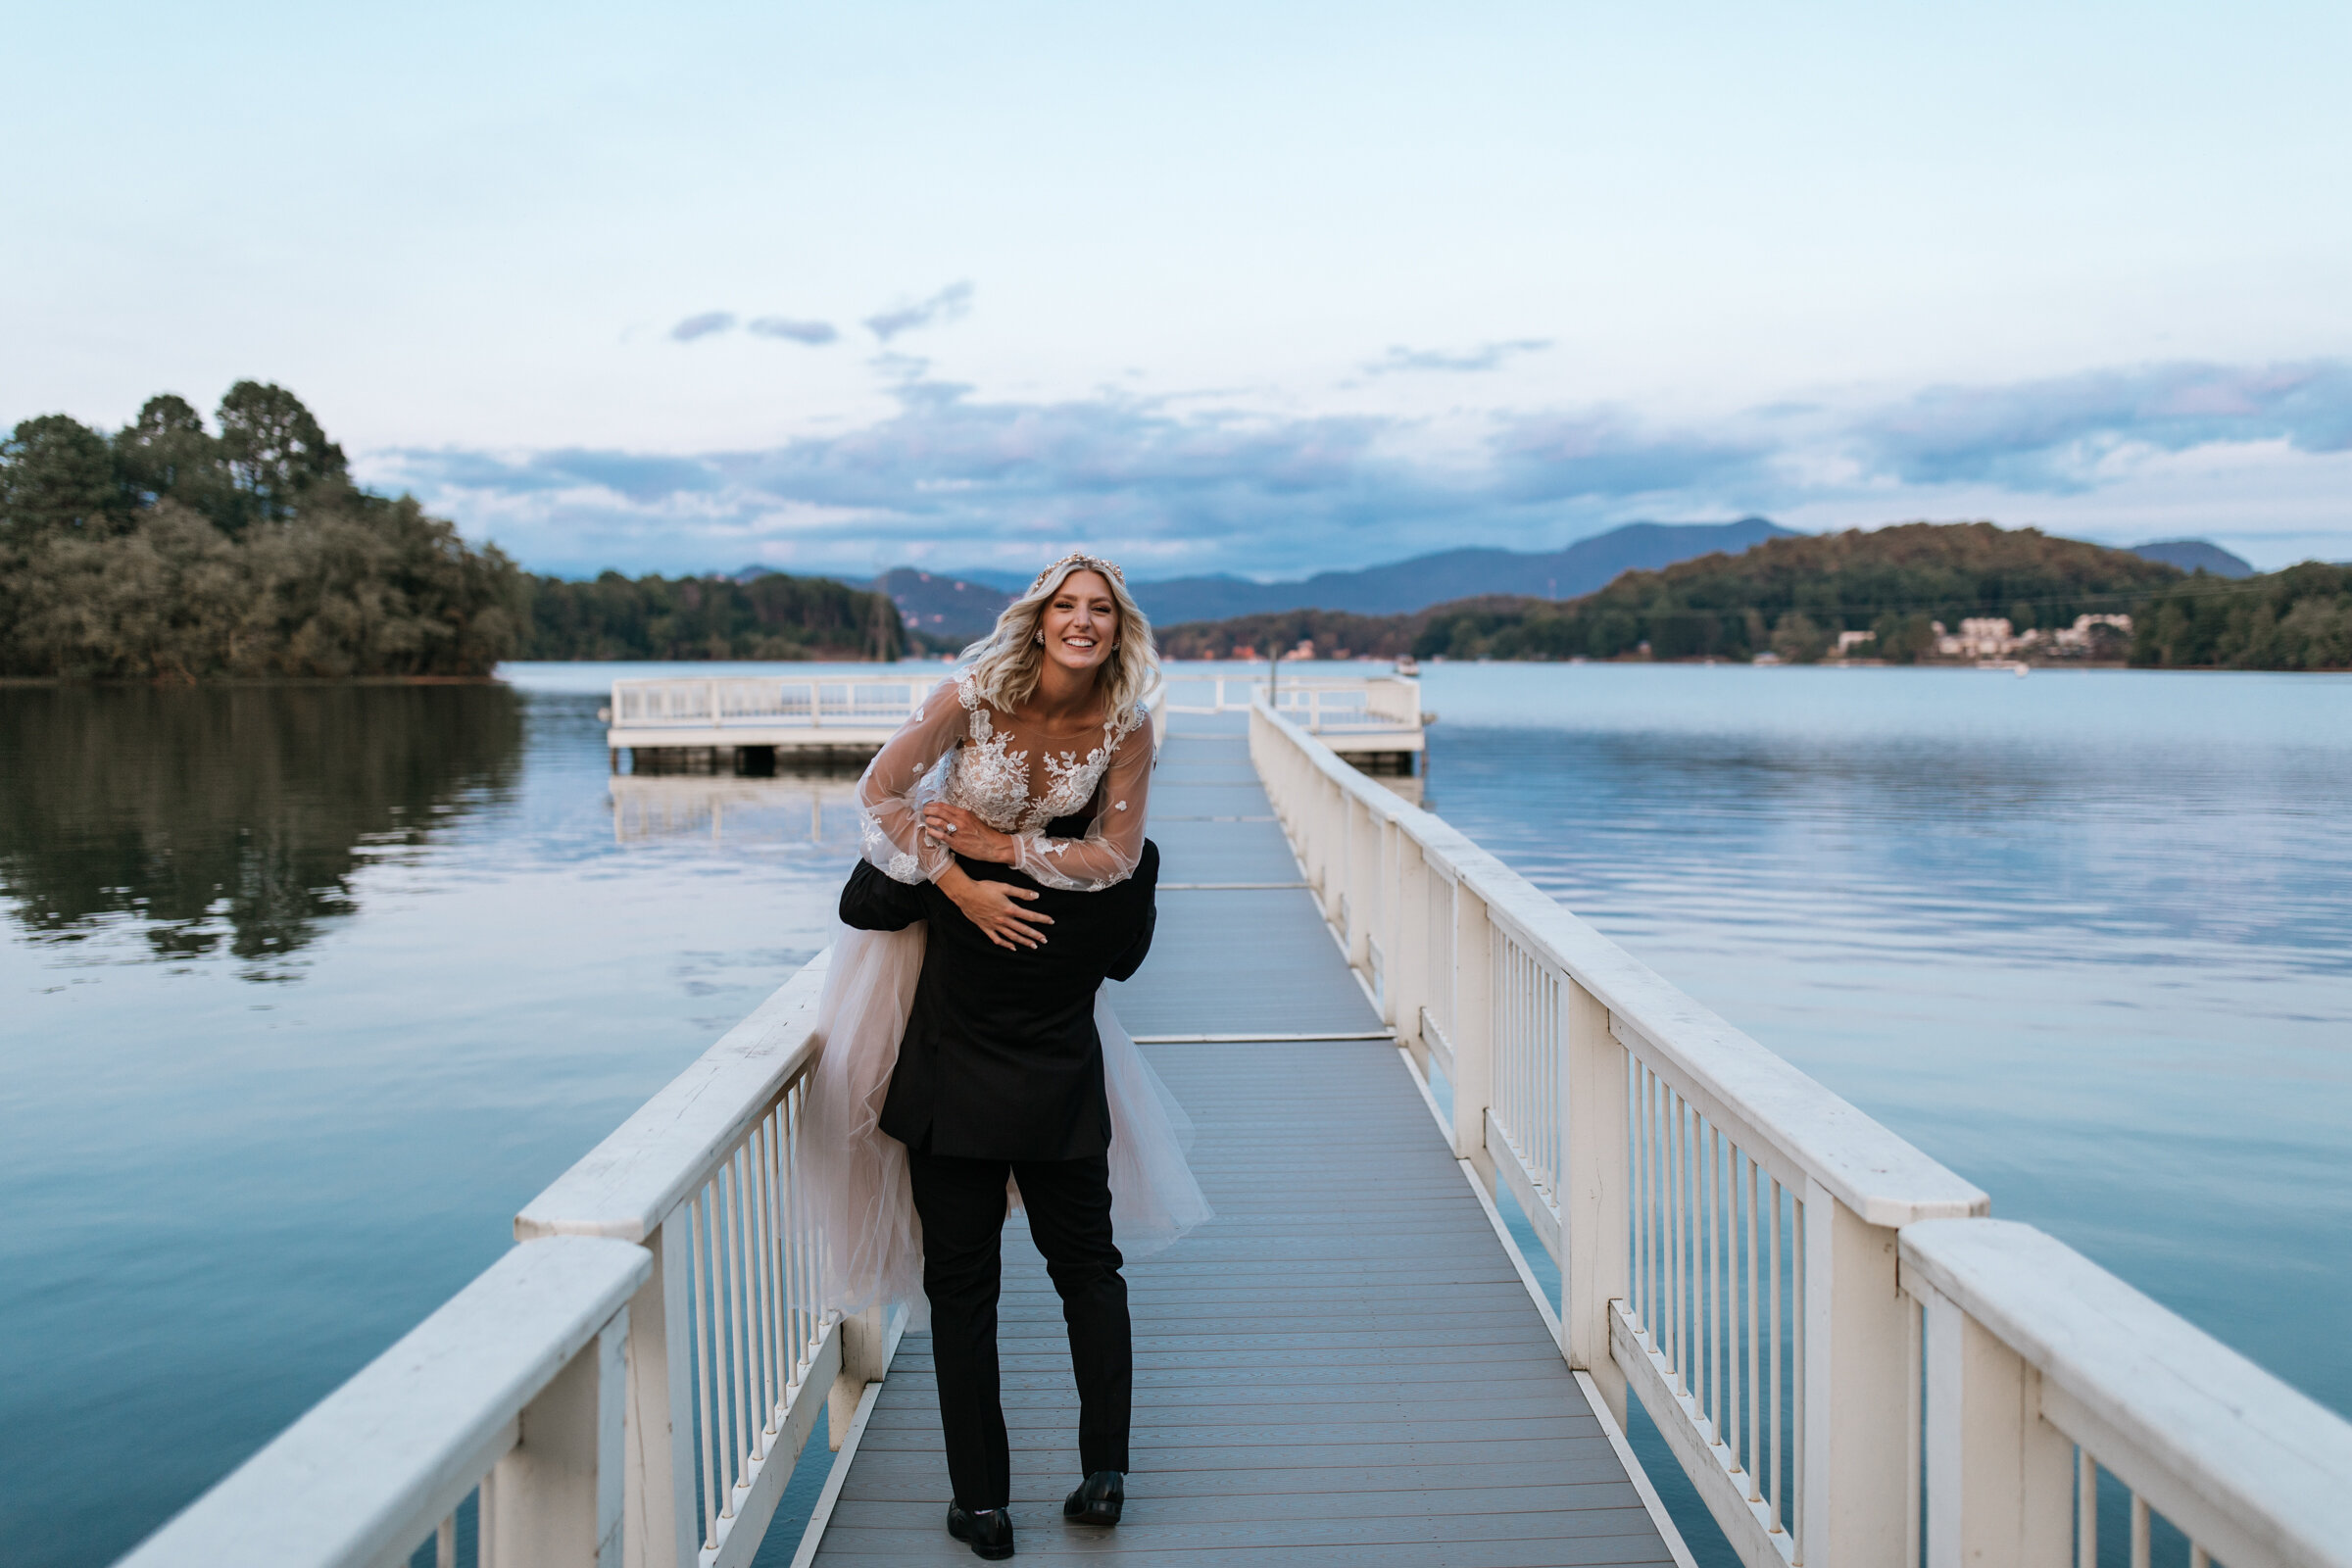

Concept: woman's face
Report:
left=1038, top=569, right=1119, bottom=680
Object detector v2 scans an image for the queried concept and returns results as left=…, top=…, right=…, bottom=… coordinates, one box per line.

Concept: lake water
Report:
left=3, top=661, right=2346, bottom=1566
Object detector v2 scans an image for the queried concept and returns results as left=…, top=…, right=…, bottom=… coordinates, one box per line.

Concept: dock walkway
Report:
left=807, top=732, right=1679, bottom=1565
left=124, top=700, right=2350, bottom=1568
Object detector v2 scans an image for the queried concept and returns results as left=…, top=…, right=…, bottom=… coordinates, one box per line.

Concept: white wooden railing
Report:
left=120, top=1237, right=650, bottom=1568
left=117, top=694, right=2352, bottom=1568
left=1159, top=671, right=1424, bottom=735
left=514, top=955, right=890, bottom=1568
left=1902, top=1220, right=2352, bottom=1568
left=611, top=676, right=931, bottom=733
left=1249, top=697, right=2352, bottom=1568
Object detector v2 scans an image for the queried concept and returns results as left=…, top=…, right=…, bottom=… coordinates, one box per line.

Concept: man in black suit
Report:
left=839, top=837, right=1157, bottom=1560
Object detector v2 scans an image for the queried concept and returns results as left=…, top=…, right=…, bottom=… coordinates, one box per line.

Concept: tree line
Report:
left=1159, top=523, right=2349, bottom=669
left=2130, top=562, right=2352, bottom=670
left=519, top=571, right=906, bottom=661
left=0, top=385, right=906, bottom=677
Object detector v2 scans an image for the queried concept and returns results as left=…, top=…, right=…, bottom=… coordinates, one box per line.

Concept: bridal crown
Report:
left=1031, top=552, right=1126, bottom=592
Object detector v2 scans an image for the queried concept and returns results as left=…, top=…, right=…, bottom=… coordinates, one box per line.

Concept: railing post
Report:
left=1561, top=980, right=1630, bottom=1428
left=620, top=1222, right=691, bottom=1568
left=1347, top=796, right=1376, bottom=970
left=1389, top=837, right=1427, bottom=1039
left=1449, top=885, right=1494, bottom=1171
left=1802, top=1185, right=1913, bottom=1566
left=1921, top=1287, right=2073, bottom=1568
left=621, top=1217, right=698, bottom=1568
left=830, top=1304, right=890, bottom=1448
left=487, top=1308, right=631, bottom=1568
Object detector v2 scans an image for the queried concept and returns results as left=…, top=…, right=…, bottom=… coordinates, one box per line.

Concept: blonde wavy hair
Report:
left=959, top=553, right=1159, bottom=725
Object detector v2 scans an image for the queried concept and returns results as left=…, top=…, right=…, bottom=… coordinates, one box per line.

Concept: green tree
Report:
left=218, top=381, right=348, bottom=527
left=1, top=414, right=125, bottom=546
left=114, top=394, right=236, bottom=525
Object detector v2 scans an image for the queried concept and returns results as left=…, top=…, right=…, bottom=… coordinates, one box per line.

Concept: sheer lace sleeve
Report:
left=1012, top=709, right=1155, bottom=891
left=858, top=678, right=970, bottom=884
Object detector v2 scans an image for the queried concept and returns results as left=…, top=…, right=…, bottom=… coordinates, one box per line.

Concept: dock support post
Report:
left=1561, top=979, right=1629, bottom=1428
left=1450, top=884, right=1494, bottom=1174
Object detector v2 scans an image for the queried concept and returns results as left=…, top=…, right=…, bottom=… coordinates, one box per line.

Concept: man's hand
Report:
left=922, top=803, right=1017, bottom=864
left=938, top=862, right=1054, bottom=950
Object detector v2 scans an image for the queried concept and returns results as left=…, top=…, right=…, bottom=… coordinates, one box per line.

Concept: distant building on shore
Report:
left=1932, top=614, right=2131, bottom=661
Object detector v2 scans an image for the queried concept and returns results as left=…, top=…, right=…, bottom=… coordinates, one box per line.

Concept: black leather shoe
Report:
left=1062, top=1470, right=1124, bottom=1526
left=946, top=1502, right=1015, bottom=1559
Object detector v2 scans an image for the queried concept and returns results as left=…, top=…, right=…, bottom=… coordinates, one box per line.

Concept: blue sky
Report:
left=7, top=1, right=2349, bottom=577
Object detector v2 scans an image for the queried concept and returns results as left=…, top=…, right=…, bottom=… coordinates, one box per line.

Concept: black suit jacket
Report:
left=839, top=839, right=1158, bottom=1161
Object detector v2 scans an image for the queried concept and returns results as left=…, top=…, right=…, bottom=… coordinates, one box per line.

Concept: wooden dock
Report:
left=805, top=732, right=1682, bottom=1565
left=126, top=699, right=2351, bottom=1568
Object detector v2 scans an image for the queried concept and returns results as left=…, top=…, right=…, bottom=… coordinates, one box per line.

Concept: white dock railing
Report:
left=514, top=955, right=891, bottom=1568
left=120, top=1237, right=649, bottom=1568
left=115, top=694, right=2352, bottom=1568
left=1902, top=1220, right=2352, bottom=1568
left=1159, top=670, right=1428, bottom=753
left=1250, top=697, right=2352, bottom=1568
left=611, top=675, right=931, bottom=733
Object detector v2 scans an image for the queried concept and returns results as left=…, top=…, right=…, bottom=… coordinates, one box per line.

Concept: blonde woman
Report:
left=806, top=554, right=1209, bottom=1558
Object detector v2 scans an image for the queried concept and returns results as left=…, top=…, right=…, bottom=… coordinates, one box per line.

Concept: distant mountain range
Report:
left=2128, top=539, right=2254, bottom=578
left=872, top=518, right=1800, bottom=643
left=817, top=523, right=2260, bottom=647
left=1132, top=517, right=1796, bottom=623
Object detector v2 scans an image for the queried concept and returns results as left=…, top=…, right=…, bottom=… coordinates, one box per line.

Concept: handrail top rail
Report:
left=515, top=956, right=830, bottom=1243
left=611, top=673, right=928, bottom=688
left=1253, top=697, right=1984, bottom=1225
left=1901, top=1218, right=2352, bottom=1568
left=118, top=1236, right=649, bottom=1568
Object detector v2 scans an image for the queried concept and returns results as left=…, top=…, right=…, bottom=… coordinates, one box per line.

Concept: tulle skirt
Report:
left=802, top=921, right=1213, bottom=1324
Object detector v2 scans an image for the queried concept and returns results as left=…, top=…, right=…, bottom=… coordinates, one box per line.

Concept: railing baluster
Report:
left=1704, top=1120, right=1716, bottom=1427
left=1793, top=1194, right=1807, bottom=1561
left=1770, top=1174, right=1784, bottom=1535
left=693, top=1191, right=720, bottom=1545
left=1746, top=1152, right=1760, bottom=1500
left=730, top=1148, right=755, bottom=1478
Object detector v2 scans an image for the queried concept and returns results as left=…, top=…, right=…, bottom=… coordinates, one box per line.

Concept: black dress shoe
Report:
left=946, top=1502, right=1015, bottom=1559
left=1062, top=1470, right=1124, bottom=1526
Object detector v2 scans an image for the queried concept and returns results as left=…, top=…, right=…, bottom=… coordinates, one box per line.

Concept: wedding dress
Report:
left=803, top=674, right=1212, bottom=1320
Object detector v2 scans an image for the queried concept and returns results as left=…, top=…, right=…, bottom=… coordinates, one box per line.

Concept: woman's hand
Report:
left=938, top=863, right=1054, bottom=950
left=921, top=803, right=1016, bottom=864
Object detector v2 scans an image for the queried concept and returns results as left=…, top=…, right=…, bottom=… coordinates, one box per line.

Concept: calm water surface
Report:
left=2, top=661, right=2346, bottom=1565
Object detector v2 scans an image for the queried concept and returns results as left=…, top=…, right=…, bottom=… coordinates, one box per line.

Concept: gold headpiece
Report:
left=1030, top=552, right=1126, bottom=591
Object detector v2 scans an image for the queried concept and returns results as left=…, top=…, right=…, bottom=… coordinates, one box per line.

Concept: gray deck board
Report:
left=804, top=733, right=1673, bottom=1565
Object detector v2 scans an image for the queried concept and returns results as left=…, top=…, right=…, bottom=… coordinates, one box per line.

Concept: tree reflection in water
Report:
left=0, top=684, right=522, bottom=974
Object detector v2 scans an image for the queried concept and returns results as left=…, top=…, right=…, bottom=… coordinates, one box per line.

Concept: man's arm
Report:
left=838, top=859, right=928, bottom=931
left=1104, top=840, right=1159, bottom=982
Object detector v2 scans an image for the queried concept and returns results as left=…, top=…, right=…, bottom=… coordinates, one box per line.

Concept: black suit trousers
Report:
left=906, top=1149, right=1132, bottom=1509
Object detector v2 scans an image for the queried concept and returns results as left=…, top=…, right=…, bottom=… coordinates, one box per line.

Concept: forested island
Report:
left=1158, top=523, right=2352, bottom=670
left=0, top=387, right=905, bottom=677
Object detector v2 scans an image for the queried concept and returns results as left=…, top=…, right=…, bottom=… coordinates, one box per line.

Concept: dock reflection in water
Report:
left=610, top=770, right=865, bottom=849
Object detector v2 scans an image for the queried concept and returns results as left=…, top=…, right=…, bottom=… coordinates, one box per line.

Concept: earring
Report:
left=1034, top=632, right=1045, bottom=645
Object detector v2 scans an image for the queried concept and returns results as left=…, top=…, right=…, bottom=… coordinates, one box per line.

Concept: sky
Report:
left=6, top=0, right=2349, bottom=579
